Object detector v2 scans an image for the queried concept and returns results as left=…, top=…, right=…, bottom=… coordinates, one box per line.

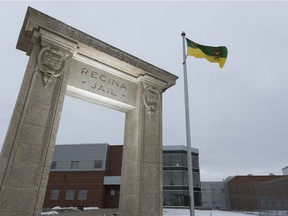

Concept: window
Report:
left=163, top=191, right=172, bottom=206
left=115, top=190, right=120, bottom=195
left=163, top=171, right=172, bottom=186
left=171, top=154, right=182, bottom=167
left=50, top=161, right=57, bottom=169
left=192, top=155, right=199, bottom=169
left=163, top=190, right=189, bottom=206
left=164, top=153, right=189, bottom=167
left=50, top=190, right=59, bottom=200
left=172, top=171, right=183, bottom=186
left=94, top=160, right=103, bottom=169
left=65, top=190, right=75, bottom=200
left=71, top=161, right=79, bottom=169
left=193, top=172, right=201, bottom=187
left=183, top=171, right=188, bottom=186
left=111, top=190, right=116, bottom=196
left=172, top=191, right=185, bottom=206
left=78, top=190, right=87, bottom=200
left=182, top=154, right=187, bottom=167
left=164, top=171, right=188, bottom=186
left=163, top=154, right=171, bottom=167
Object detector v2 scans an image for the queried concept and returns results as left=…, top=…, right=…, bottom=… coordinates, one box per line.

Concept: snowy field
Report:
left=42, top=207, right=258, bottom=215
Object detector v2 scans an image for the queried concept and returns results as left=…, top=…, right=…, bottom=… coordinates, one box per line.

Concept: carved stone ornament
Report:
left=37, top=46, right=66, bottom=87
left=143, top=86, right=160, bottom=115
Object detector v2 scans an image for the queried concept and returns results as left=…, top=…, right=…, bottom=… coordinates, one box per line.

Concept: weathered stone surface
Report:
left=14, top=142, right=43, bottom=165
left=0, top=7, right=177, bottom=216
left=6, top=163, right=42, bottom=188
left=15, top=123, right=46, bottom=145
left=140, top=194, right=161, bottom=214
left=0, top=187, right=37, bottom=212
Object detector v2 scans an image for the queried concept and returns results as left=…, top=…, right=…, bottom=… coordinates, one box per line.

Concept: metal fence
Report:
left=227, top=177, right=288, bottom=216
left=256, top=177, right=288, bottom=216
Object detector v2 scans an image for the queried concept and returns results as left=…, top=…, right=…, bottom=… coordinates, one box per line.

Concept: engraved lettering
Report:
left=111, top=89, right=117, bottom=96
left=121, top=83, right=127, bottom=89
left=91, top=83, right=96, bottom=89
left=98, top=85, right=105, bottom=92
left=112, top=80, right=119, bottom=87
left=100, top=75, right=106, bottom=82
left=81, top=68, right=88, bottom=75
left=91, top=71, right=98, bottom=79
left=79, top=67, right=128, bottom=99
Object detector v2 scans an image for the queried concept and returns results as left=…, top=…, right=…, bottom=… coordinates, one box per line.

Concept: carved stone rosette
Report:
left=143, top=86, right=160, bottom=116
left=37, top=46, right=66, bottom=87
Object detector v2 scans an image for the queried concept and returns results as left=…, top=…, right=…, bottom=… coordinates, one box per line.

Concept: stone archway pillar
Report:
left=120, top=77, right=165, bottom=216
left=0, top=29, right=77, bottom=216
left=0, top=7, right=178, bottom=216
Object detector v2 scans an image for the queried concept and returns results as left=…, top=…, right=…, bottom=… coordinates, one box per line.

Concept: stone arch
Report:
left=0, top=7, right=177, bottom=216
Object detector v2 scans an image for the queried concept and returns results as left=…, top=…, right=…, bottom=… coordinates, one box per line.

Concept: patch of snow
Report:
left=84, top=207, right=100, bottom=211
left=41, top=207, right=260, bottom=216
left=51, top=206, right=61, bottom=210
left=41, top=211, right=59, bottom=215
left=163, top=209, right=258, bottom=216
left=51, top=206, right=78, bottom=211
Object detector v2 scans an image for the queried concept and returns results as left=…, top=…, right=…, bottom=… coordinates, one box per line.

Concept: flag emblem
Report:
left=214, top=49, right=220, bottom=56
left=186, top=38, right=228, bottom=68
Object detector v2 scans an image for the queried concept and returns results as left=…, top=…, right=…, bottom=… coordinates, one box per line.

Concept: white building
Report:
left=201, top=181, right=230, bottom=210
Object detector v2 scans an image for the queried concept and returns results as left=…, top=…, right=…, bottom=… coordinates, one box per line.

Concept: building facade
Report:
left=201, top=181, right=230, bottom=210
left=44, top=144, right=122, bottom=208
left=43, top=144, right=201, bottom=208
left=163, top=145, right=201, bottom=207
left=227, top=175, right=286, bottom=211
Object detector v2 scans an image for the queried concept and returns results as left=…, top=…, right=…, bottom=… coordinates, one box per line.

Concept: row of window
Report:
left=201, top=188, right=226, bottom=194
left=50, top=160, right=103, bottom=170
left=50, top=190, right=88, bottom=200
left=51, top=154, right=199, bottom=170
left=163, top=190, right=202, bottom=207
left=163, top=170, right=201, bottom=187
left=163, top=190, right=189, bottom=206
left=163, top=153, right=199, bottom=169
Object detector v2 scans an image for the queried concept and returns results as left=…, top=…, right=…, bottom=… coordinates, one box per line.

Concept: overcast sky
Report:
left=1, top=1, right=288, bottom=181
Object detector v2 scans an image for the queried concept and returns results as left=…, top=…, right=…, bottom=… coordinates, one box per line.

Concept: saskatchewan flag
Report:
left=186, top=38, right=228, bottom=68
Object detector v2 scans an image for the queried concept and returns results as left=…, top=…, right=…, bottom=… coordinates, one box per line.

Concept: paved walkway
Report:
left=57, top=209, right=119, bottom=216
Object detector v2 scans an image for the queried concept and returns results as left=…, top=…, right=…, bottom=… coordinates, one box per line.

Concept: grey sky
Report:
left=1, top=1, right=288, bottom=181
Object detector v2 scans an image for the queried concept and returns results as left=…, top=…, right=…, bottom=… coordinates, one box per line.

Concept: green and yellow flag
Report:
left=186, top=38, right=228, bottom=68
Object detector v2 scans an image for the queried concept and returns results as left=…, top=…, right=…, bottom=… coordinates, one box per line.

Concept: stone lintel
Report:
left=16, top=7, right=178, bottom=91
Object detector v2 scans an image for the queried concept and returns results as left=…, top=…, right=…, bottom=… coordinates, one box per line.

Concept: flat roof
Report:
left=163, top=145, right=199, bottom=154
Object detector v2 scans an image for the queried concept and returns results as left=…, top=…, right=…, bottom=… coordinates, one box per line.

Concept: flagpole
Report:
left=181, top=31, right=195, bottom=216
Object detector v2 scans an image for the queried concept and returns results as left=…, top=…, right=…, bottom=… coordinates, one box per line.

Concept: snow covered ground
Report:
left=42, top=207, right=258, bottom=215
left=163, top=209, right=257, bottom=216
